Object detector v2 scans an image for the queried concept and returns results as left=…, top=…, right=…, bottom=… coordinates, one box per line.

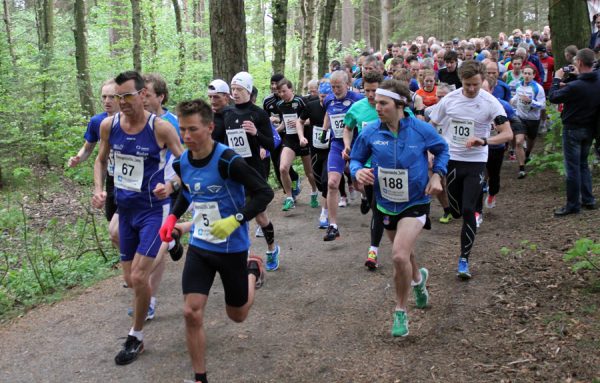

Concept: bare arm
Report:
left=69, top=141, right=97, bottom=167
left=91, top=120, right=111, bottom=208
left=296, top=118, right=308, bottom=147
left=155, top=118, right=184, bottom=158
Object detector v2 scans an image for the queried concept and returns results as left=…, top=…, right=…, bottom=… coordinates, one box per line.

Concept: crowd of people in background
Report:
left=67, top=18, right=600, bottom=383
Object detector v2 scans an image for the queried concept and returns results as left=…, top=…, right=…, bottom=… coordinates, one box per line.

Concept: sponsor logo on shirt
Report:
left=207, top=185, right=222, bottom=193
left=373, top=140, right=389, bottom=146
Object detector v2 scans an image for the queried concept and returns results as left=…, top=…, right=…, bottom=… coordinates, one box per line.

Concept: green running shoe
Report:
left=392, top=310, right=409, bottom=337
left=439, top=212, right=453, bottom=224
left=413, top=268, right=429, bottom=309
left=282, top=197, right=295, bottom=211
left=310, top=193, right=319, bottom=208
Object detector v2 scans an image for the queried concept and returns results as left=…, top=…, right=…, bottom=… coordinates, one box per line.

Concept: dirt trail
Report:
left=1, top=161, right=599, bottom=383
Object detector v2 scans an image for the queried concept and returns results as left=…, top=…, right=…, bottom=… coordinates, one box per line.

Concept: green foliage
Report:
left=563, top=238, right=600, bottom=272
left=0, top=195, right=118, bottom=318
left=527, top=107, right=565, bottom=176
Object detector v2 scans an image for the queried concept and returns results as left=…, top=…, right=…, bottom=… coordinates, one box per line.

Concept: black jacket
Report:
left=548, top=71, right=600, bottom=129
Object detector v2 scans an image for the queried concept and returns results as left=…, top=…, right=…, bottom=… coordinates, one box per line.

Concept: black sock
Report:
left=525, top=150, right=531, bottom=158
left=247, top=261, right=260, bottom=279
left=519, top=165, right=525, bottom=171
left=443, top=207, right=451, bottom=215
left=262, top=222, right=275, bottom=246
left=195, top=372, right=208, bottom=383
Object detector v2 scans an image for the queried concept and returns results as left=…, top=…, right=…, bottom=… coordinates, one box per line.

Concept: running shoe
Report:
left=169, top=228, right=183, bottom=261
left=475, top=212, right=483, bottom=228
left=482, top=181, right=488, bottom=194
left=291, top=180, right=302, bottom=201
left=265, top=245, right=280, bottom=271
left=508, top=151, right=516, bottom=161
left=310, top=193, right=319, bottom=208
left=360, top=197, right=370, bottom=215
left=255, top=226, right=264, bottom=237
left=248, top=254, right=266, bottom=289
left=338, top=196, right=348, bottom=207
left=349, top=187, right=359, bottom=201
left=115, top=335, right=144, bottom=365
left=485, top=195, right=496, bottom=209
left=518, top=170, right=527, bottom=179
left=391, top=310, right=409, bottom=337
left=439, top=212, right=453, bottom=224
left=412, top=268, right=429, bottom=309
left=282, top=197, right=295, bottom=211
left=323, top=225, right=340, bottom=241
left=127, top=305, right=156, bottom=321
left=318, top=214, right=329, bottom=229
left=365, top=249, right=378, bottom=270
left=457, top=257, right=471, bottom=279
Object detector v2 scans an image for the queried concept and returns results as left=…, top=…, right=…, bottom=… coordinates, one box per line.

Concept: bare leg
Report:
left=326, top=172, right=342, bottom=225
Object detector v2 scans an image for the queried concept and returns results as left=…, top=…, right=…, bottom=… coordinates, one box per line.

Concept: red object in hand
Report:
left=159, top=214, right=178, bottom=242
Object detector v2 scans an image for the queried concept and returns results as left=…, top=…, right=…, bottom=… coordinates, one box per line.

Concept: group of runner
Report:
left=69, top=25, right=591, bottom=382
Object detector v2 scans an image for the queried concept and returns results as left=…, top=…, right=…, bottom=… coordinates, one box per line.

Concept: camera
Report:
left=562, top=65, right=574, bottom=74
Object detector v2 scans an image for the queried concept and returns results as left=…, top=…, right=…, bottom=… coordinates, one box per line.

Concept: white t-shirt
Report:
left=429, top=88, right=506, bottom=162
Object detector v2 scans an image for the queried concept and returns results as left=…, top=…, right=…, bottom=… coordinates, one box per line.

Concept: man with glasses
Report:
left=92, top=70, right=184, bottom=365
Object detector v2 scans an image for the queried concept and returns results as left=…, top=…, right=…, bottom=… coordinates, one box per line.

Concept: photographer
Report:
left=549, top=48, right=600, bottom=216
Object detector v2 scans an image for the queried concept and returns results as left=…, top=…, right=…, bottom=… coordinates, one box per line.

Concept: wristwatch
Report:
left=171, top=180, right=181, bottom=192
left=481, top=137, right=488, bottom=146
left=235, top=213, right=245, bottom=223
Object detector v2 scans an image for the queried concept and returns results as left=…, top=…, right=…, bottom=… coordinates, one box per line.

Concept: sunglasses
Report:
left=114, top=89, right=142, bottom=102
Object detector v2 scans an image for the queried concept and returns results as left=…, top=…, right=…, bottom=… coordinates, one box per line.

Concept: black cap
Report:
left=536, top=45, right=546, bottom=52
left=270, top=74, right=285, bottom=83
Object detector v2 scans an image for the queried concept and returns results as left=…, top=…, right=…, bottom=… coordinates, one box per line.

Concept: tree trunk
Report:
left=2, top=0, right=17, bottom=67
left=172, top=0, right=185, bottom=85
left=466, top=0, right=478, bottom=37
left=479, top=0, right=490, bottom=36
left=272, top=0, right=288, bottom=75
left=130, top=0, right=141, bottom=72
left=317, top=0, right=336, bottom=77
left=35, top=0, right=54, bottom=165
left=299, top=0, right=316, bottom=92
left=341, top=0, right=353, bottom=47
left=181, top=0, right=190, bottom=34
left=209, top=0, right=247, bottom=82
left=497, top=0, right=506, bottom=35
left=252, top=0, right=266, bottom=63
left=74, top=0, right=95, bottom=117
left=361, top=0, right=370, bottom=49
left=548, top=0, right=591, bottom=69
left=380, top=0, right=391, bottom=52
left=147, top=0, right=158, bottom=58
left=109, top=0, right=128, bottom=58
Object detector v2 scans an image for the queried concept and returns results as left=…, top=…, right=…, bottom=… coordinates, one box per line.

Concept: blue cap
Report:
left=319, top=82, right=332, bottom=95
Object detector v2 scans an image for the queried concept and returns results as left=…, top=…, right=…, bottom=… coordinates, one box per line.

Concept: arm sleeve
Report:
left=548, top=79, right=572, bottom=104
left=349, top=129, right=372, bottom=178
left=254, top=110, right=275, bottom=152
left=169, top=158, right=192, bottom=218
left=219, top=150, right=274, bottom=223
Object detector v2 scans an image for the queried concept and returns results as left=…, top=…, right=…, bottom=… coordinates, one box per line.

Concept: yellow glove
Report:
left=210, top=215, right=241, bottom=239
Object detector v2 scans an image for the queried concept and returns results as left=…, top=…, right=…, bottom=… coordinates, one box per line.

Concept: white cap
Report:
left=231, top=71, right=253, bottom=94
left=208, top=79, right=230, bottom=95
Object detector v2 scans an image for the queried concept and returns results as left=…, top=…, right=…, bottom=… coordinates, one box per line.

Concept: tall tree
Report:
left=466, top=0, right=478, bottom=37
left=341, top=0, right=354, bottom=47
left=317, top=0, right=336, bottom=77
left=209, top=0, right=247, bottom=81
left=361, top=0, right=370, bottom=50
left=130, top=0, right=141, bottom=72
left=147, top=0, right=158, bottom=58
left=381, top=0, right=391, bottom=51
left=34, top=0, right=54, bottom=164
left=172, top=0, right=185, bottom=85
left=299, top=0, right=316, bottom=92
left=74, top=0, right=95, bottom=116
left=109, top=0, right=129, bottom=57
left=497, top=0, right=506, bottom=36
left=549, top=0, right=591, bottom=68
left=2, top=0, right=17, bottom=67
left=479, top=0, right=491, bottom=35
left=272, top=0, right=288, bottom=75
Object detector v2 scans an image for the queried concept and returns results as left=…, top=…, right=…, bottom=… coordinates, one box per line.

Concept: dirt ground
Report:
left=1, top=159, right=599, bottom=383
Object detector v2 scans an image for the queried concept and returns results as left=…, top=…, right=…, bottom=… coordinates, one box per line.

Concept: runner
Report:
left=415, top=69, right=438, bottom=107
left=69, top=78, right=120, bottom=248
left=510, top=66, right=546, bottom=178
left=297, top=81, right=332, bottom=227
left=91, top=70, right=184, bottom=364
left=437, top=50, right=462, bottom=89
left=341, top=71, right=385, bottom=269
left=428, top=61, right=512, bottom=279
left=159, top=99, right=273, bottom=383
left=223, top=72, right=280, bottom=271
left=206, top=79, right=231, bottom=144
left=321, top=70, right=364, bottom=241
left=276, top=78, right=318, bottom=211
left=350, top=79, right=449, bottom=337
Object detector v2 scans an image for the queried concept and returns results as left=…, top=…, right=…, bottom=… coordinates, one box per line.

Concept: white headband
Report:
left=376, top=88, right=407, bottom=103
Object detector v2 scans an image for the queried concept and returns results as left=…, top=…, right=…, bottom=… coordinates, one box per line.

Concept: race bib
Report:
left=312, top=126, right=330, bottom=149
left=226, top=128, right=252, bottom=158
left=378, top=167, right=409, bottom=203
left=114, top=152, right=144, bottom=192
left=282, top=113, right=298, bottom=135
left=107, top=149, right=115, bottom=176
left=329, top=113, right=346, bottom=139
left=449, top=118, right=475, bottom=146
left=192, top=201, right=226, bottom=244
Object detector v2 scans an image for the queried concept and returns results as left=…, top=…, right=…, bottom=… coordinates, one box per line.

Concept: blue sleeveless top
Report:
left=110, top=113, right=168, bottom=210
